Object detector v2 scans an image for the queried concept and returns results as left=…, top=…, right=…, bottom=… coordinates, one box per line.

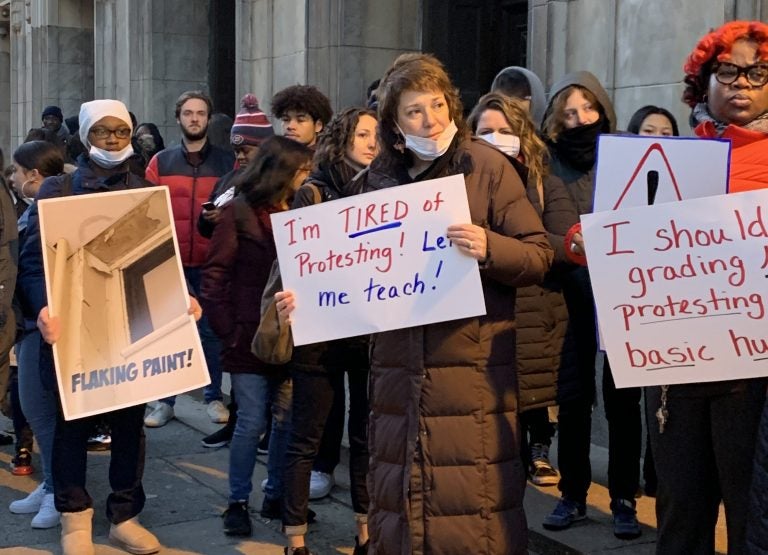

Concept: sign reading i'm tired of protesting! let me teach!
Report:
left=271, top=174, right=487, bottom=345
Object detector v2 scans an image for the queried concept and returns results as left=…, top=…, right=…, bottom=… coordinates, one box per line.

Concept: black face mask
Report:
left=551, top=115, right=607, bottom=172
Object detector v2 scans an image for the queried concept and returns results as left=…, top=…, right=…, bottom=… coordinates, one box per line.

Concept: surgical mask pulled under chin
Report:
left=89, top=144, right=134, bottom=169
left=398, top=120, right=458, bottom=161
left=479, top=132, right=521, bottom=158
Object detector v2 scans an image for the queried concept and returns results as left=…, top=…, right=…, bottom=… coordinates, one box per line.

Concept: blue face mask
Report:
left=397, top=120, right=458, bottom=161
left=88, top=144, right=134, bottom=169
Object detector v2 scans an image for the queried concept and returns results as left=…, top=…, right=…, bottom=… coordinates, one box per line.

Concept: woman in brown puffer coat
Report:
left=358, top=54, right=553, bottom=555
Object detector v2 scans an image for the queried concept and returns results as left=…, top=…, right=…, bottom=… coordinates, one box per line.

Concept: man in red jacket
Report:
left=144, top=90, right=235, bottom=427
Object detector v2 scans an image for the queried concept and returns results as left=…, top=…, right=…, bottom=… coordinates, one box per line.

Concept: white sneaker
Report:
left=206, top=400, right=229, bottom=424
left=309, top=471, right=334, bottom=500
left=31, top=493, right=60, bottom=528
left=144, top=403, right=174, bottom=428
left=9, top=483, right=46, bottom=514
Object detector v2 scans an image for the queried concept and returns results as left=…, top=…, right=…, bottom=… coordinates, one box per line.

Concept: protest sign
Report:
left=38, top=188, right=209, bottom=420
left=582, top=189, right=768, bottom=388
left=593, top=135, right=731, bottom=211
left=271, top=174, right=486, bottom=345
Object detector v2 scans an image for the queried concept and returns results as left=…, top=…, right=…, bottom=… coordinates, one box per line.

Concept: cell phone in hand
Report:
left=201, top=201, right=216, bottom=211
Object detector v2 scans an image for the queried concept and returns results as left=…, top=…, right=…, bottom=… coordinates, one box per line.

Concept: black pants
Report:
left=647, top=379, right=765, bottom=555
left=557, top=358, right=641, bottom=503
left=520, top=407, right=554, bottom=466
left=313, top=389, right=345, bottom=474
left=53, top=403, right=146, bottom=523
left=282, top=368, right=369, bottom=528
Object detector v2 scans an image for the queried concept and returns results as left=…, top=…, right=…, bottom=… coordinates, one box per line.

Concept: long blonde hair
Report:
left=468, top=92, right=548, bottom=198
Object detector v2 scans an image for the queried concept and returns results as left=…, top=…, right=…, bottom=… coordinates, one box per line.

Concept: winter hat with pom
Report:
left=230, top=94, right=274, bottom=146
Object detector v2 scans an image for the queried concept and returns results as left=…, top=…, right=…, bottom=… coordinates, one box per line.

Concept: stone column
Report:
left=0, top=5, right=11, bottom=159
left=8, top=0, right=93, bottom=148
left=237, top=0, right=420, bottom=118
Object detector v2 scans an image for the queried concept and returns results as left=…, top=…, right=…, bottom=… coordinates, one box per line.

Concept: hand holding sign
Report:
left=271, top=174, right=486, bottom=345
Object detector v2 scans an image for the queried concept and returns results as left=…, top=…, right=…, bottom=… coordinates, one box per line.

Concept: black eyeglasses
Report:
left=712, top=62, right=768, bottom=87
left=89, top=127, right=132, bottom=139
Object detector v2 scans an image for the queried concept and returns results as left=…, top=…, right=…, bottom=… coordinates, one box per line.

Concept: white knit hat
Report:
left=79, top=99, right=132, bottom=148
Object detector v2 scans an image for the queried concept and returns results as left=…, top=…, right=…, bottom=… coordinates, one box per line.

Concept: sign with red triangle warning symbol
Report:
left=592, top=136, right=731, bottom=213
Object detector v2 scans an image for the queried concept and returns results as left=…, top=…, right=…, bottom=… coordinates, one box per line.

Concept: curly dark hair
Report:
left=270, top=85, right=333, bottom=126
left=682, top=20, right=768, bottom=107
left=231, top=135, right=313, bottom=207
left=376, top=53, right=466, bottom=168
left=313, top=107, right=377, bottom=168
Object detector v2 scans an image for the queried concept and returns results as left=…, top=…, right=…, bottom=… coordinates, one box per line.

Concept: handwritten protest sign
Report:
left=271, top=174, right=486, bottom=345
left=38, top=188, right=209, bottom=420
left=582, top=189, right=768, bottom=388
left=593, top=135, right=731, bottom=211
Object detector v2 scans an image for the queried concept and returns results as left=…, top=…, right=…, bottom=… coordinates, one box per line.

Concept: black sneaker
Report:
left=0, top=432, right=13, bottom=446
left=201, top=423, right=234, bottom=448
left=86, top=433, right=112, bottom=451
left=223, top=501, right=251, bottom=536
left=611, top=498, right=641, bottom=540
left=10, top=448, right=34, bottom=476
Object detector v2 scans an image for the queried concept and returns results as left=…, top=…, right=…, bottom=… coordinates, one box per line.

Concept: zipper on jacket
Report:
left=189, top=165, right=198, bottom=264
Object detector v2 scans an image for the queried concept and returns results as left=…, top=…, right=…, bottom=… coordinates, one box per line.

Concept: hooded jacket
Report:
left=364, top=135, right=553, bottom=555
left=491, top=66, right=548, bottom=127
left=542, top=71, right=616, bottom=404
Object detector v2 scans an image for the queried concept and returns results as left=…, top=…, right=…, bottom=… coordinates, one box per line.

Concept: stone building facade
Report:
left=0, top=0, right=766, bottom=160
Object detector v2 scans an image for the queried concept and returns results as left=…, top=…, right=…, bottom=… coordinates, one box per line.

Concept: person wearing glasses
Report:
left=645, top=20, right=768, bottom=555
left=18, top=100, right=165, bottom=555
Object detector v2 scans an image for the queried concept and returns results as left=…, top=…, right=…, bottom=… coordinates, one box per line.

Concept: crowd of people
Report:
left=0, top=18, right=767, bottom=555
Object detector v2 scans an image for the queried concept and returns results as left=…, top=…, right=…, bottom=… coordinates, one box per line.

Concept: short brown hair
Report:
left=175, top=90, right=213, bottom=119
left=376, top=53, right=465, bottom=166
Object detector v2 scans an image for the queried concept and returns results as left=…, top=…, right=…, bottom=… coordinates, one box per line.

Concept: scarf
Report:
left=691, top=102, right=768, bottom=135
left=548, top=116, right=606, bottom=173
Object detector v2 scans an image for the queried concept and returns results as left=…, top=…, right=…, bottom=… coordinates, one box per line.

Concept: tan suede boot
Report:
left=60, top=507, right=95, bottom=555
left=109, top=516, right=161, bottom=554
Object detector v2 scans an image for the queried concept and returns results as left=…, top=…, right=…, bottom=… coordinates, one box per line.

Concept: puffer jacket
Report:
left=543, top=71, right=617, bottom=404
left=200, top=197, right=285, bottom=375
left=0, top=181, right=18, bottom=396
left=696, top=121, right=768, bottom=193
left=145, top=140, right=234, bottom=267
left=515, top=174, right=579, bottom=411
left=364, top=135, right=553, bottom=555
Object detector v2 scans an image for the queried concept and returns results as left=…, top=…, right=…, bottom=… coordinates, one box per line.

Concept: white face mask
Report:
left=479, top=132, right=521, bottom=158
left=88, top=144, right=134, bottom=169
left=398, top=120, right=458, bottom=161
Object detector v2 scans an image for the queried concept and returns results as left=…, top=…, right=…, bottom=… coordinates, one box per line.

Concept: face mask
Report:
left=478, top=132, right=521, bottom=158
left=89, top=144, right=134, bottom=169
left=137, top=134, right=156, bottom=152
left=398, top=120, right=458, bottom=161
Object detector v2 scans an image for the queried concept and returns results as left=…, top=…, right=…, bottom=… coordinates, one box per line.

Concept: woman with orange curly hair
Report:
left=646, top=20, right=768, bottom=555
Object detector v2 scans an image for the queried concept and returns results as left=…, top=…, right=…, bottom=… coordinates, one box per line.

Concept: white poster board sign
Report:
left=593, top=135, right=731, bottom=211
left=39, top=188, right=210, bottom=420
left=271, top=174, right=486, bottom=345
left=582, top=189, right=768, bottom=388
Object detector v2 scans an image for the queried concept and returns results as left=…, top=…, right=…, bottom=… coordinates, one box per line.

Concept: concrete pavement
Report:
left=0, top=392, right=727, bottom=554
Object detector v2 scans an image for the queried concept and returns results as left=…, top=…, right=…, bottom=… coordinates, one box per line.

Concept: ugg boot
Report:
left=109, top=516, right=161, bottom=554
left=60, top=508, right=95, bottom=555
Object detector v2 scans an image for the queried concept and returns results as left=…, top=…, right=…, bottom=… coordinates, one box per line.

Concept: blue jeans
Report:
left=229, top=373, right=291, bottom=503
left=160, top=266, right=223, bottom=406
left=17, top=330, right=57, bottom=494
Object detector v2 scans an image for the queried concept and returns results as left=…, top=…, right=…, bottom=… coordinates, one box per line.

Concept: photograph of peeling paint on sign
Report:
left=38, top=187, right=210, bottom=420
